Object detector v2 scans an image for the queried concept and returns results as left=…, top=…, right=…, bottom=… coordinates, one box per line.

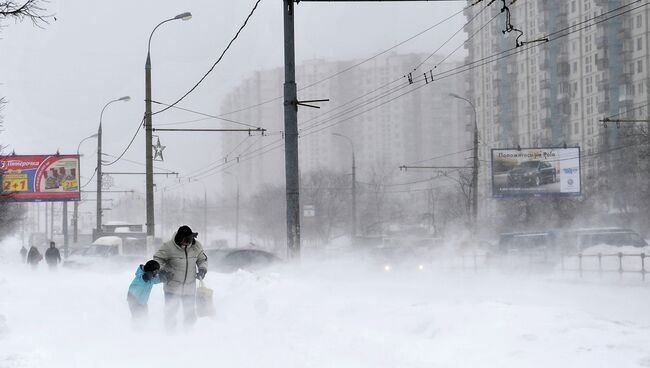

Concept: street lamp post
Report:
left=332, top=133, right=357, bottom=239
left=189, top=179, right=208, bottom=244
left=96, top=96, right=131, bottom=239
left=74, top=133, right=99, bottom=247
left=449, top=93, right=479, bottom=233
left=145, top=11, right=192, bottom=238
left=224, top=171, right=240, bottom=248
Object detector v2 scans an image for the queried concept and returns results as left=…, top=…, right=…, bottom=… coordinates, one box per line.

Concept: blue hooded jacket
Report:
left=127, top=265, right=161, bottom=305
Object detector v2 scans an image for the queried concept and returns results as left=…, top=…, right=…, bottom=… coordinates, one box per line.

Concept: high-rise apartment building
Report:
left=218, top=53, right=469, bottom=197
left=463, top=0, right=649, bottom=216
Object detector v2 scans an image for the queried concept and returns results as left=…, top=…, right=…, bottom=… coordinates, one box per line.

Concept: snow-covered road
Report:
left=1, top=239, right=649, bottom=368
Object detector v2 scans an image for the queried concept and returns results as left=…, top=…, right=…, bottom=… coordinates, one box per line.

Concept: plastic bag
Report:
left=196, top=280, right=215, bottom=317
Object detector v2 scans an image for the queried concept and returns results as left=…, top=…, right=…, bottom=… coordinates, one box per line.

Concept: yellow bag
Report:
left=196, top=280, right=215, bottom=317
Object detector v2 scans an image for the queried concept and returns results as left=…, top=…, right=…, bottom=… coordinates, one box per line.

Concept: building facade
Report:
left=218, top=53, right=469, bottom=197
left=463, top=0, right=650, bottom=217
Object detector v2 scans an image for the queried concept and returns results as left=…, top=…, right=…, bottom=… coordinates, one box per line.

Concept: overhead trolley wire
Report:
left=152, top=0, right=263, bottom=117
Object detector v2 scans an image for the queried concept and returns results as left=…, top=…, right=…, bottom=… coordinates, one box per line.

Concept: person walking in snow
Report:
left=126, top=259, right=169, bottom=321
left=26, top=246, right=42, bottom=269
left=154, top=225, right=208, bottom=330
left=44, top=241, right=62, bottom=269
left=20, top=246, right=27, bottom=263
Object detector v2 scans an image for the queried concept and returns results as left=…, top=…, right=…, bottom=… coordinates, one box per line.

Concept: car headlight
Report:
left=525, top=172, right=533, bottom=176
left=418, top=265, right=425, bottom=271
left=384, top=265, right=391, bottom=271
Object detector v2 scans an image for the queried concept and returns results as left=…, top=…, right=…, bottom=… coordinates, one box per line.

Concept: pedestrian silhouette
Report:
left=44, top=241, right=62, bottom=270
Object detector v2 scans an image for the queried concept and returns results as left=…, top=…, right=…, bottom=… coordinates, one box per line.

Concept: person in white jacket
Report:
left=154, top=225, right=208, bottom=330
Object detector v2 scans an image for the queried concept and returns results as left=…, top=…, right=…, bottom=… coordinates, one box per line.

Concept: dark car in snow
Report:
left=507, top=160, right=556, bottom=187
left=204, top=248, right=281, bottom=273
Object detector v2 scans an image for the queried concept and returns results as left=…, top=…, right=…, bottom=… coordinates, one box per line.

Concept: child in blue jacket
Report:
left=127, top=260, right=168, bottom=319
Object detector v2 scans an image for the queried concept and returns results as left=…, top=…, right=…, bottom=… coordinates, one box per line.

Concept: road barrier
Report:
left=561, top=252, right=648, bottom=281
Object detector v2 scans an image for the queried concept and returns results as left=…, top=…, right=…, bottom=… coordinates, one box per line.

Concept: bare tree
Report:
left=301, top=169, right=349, bottom=245
left=0, top=0, right=49, bottom=28
left=0, top=1, right=49, bottom=241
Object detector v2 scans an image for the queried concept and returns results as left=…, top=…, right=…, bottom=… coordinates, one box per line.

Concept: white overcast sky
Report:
left=0, top=0, right=467, bottom=197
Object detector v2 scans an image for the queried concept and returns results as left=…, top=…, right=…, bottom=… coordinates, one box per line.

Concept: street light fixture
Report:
left=96, top=96, right=131, bottom=240
left=449, top=93, right=479, bottom=233
left=145, top=12, right=192, bottom=238
left=332, top=133, right=357, bottom=239
left=77, top=133, right=99, bottom=155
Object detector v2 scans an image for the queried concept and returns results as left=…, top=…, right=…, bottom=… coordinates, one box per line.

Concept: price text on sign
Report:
left=62, top=180, right=79, bottom=190
left=2, top=173, right=28, bottom=192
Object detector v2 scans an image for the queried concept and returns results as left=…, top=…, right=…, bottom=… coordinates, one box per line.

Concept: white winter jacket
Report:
left=154, top=232, right=208, bottom=296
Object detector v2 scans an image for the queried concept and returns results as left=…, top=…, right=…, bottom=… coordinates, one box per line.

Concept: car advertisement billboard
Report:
left=0, top=155, right=81, bottom=202
left=491, top=147, right=580, bottom=197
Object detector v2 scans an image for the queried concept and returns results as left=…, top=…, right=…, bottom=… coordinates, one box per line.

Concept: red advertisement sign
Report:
left=0, top=155, right=81, bottom=202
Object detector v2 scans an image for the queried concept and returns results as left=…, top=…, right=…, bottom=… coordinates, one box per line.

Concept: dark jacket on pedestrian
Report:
left=26, top=246, right=42, bottom=265
left=45, top=244, right=61, bottom=265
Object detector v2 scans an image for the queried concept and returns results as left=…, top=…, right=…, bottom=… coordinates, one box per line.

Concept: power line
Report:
left=217, top=5, right=468, bottom=118
left=152, top=0, right=263, bottom=117
left=151, top=100, right=263, bottom=129
left=160, top=0, right=648, bottom=189
left=103, top=116, right=144, bottom=166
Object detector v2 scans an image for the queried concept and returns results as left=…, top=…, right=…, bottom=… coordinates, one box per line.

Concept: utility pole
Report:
left=283, top=0, right=300, bottom=259
left=283, top=0, right=453, bottom=256
left=96, top=122, right=102, bottom=239
left=145, top=12, right=192, bottom=239
left=45, top=202, right=49, bottom=240
left=235, top=183, right=240, bottom=248
left=449, top=93, right=479, bottom=233
left=50, top=202, right=54, bottom=240
left=203, top=189, right=207, bottom=244
left=62, top=201, right=68, bottom=257
left=73, top=201, right=78, bottom=244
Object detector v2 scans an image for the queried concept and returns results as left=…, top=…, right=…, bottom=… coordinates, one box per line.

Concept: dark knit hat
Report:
left=175, top=225, right=198, bottom=245
left=143, top=260, right=160, bottom=273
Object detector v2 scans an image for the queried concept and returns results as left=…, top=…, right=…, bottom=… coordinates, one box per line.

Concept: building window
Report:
left=637, top=14, right=643, bottom=28
left=638, top=60, right=643, bottom=74
left=638, top=37, right=643, bottom=51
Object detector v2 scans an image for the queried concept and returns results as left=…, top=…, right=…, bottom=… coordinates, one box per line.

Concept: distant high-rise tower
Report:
left=219, top=53, right=469, bottom=197
left=463, top=0, right=649, bottom=214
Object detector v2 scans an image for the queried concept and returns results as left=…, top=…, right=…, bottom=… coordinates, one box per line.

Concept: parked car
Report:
left=204, top=248, right=282, bottom=273
left=507, top=160, right=556, bottom=187
left=497, top=231, right=558, bottom=254
left=562, top=227, right=648, bottom=252
left=63, top=236, right=145, bottom=269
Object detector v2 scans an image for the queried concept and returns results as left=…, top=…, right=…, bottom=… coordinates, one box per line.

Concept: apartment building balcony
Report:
left=598, top=100, right=610, bottom=114
left=618, top=93, right=635, bottom=106
left=618, top=27, right=631, bottom=40
left=621, top=43, right=634, bottom=57
left=558, top=101, right=571, bottom=115
left=597, top=79, right=610, bottom=92
left=540, top=97, right=552, bottom=109
left=596, top=56, right=609, bottom=71
left=557, top=61, right=570, bottom=76
left=540, top=79, right=551, bottom=90
left=596, top=36, right=608, bottom=49
left=620, top=71, right=633, bottom=85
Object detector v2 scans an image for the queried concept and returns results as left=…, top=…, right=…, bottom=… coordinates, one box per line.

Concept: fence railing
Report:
left=450, top=251, right=648, bottom=281
left=561, top=252, right=648, bottom=281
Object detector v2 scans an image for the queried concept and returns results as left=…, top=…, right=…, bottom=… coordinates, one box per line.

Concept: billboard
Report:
left=491, top=147, right=580, bottom=198
left=0, top=155, right=81, bottom=202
